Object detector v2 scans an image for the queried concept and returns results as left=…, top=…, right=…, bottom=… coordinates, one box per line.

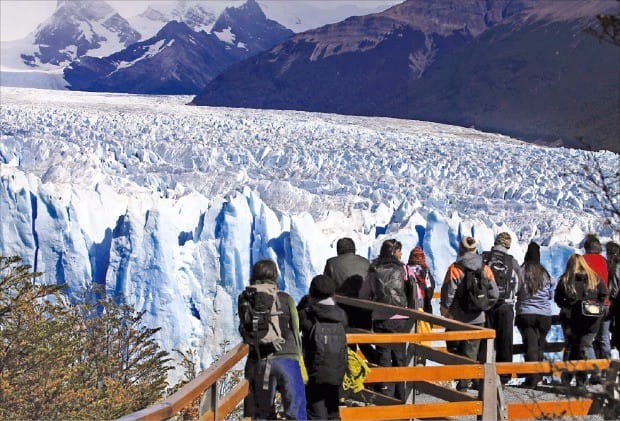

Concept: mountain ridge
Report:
left=63, top=0, right=294, bottom=94
left=192, top=0, right=620, bottom=152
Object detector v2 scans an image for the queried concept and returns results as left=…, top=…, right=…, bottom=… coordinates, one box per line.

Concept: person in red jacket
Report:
left=583, top=234, right=611, bottom=363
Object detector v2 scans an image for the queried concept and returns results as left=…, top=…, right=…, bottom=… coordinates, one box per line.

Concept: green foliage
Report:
left=0, top=255, right=172, bottom=419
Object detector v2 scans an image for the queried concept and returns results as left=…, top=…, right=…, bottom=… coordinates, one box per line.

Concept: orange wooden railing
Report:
left=119, top=294, right=616, bottom=421
left=118, top=342, right=249, bottom=421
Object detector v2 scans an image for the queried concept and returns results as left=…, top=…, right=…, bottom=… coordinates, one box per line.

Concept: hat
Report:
left=309, top=275, right=336, bottom=299
left=495, top=232, right=512, bottom=249
left=459, top=236, right=478, bottom=253
left=408, top=246, right=428, bottom=268
left=524, top=242, right=540, bottom=264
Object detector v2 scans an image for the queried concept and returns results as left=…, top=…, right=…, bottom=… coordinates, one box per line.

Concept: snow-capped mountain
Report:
left=1, top=0, right=400, bottom=92
left=63, top=21, right=244, bottom=95
left=211, top=0, right=294, bottom=53
left=129, top=1, right=219, bottom=40
left=20, top=0, right=140, bottom=67
left=1, top=86, right=617, bottom=377
left=63, top=0, right=294, bottom=94
left=192, top=0, right=620, bottom=153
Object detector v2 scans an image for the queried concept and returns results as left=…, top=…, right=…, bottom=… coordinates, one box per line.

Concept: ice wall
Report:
left=1, top=164, right=593, bottom=379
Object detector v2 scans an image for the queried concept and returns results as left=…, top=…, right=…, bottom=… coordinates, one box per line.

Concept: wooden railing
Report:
left=118, top=342, right=249, bottom=421
left=120, top=294, right=616, bottom=420
left=335, top=295, right=498, bottom=421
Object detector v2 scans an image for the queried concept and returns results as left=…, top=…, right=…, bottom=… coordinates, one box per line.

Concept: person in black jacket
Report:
left=298, top=275, right=348, bottom=420
left=555, top=253, right=608, bottom=386
left=606, top=241, right=620, bottom=351
left=324, top=237, right=370, bottom=296
left=360, top=239, right=413, bottom=400
left=323, top=237, right=377, bottom=363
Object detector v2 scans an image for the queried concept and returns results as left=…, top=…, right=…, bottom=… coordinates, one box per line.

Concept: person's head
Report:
left=336, top=237, right=356, bottom=255
left=378, top=239, right=402, bottom=261
left=523, top=242, right=547, bottom=294
left=524, top=241, right=541, bottom=264
left=408, top=246, right=427, bottom=268
left=309, top=274, right=336, bottom=300
left=583, top=234, right=602, bottom=254
left=459, top=236, right=478, bottom=255
left=250, top=259, right=278, bottom=285
left=495, top=232, right=512, bottom=249
left=606, top=241, right=620, bottom=262
left=560, top=253, right=599, bottom=292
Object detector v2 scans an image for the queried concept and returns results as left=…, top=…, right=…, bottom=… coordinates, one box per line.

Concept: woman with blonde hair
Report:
left=554, top=254, right=607, bottom=386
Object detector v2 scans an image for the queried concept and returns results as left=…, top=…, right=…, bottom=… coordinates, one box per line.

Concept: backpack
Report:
left=454, top=263, right=491, bottom=313
left=482, top=250, right=514, bottom=302
left=238, top=283, right=286, bottom=357
left=305, top=318, right=347, bottom=385
left=372, top=264, right=408, bottom=308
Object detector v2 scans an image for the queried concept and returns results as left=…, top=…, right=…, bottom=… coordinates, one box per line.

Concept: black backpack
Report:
left=482, top=250, right=514, bottom=302
left=305, top=318, right=347, bottom=385
left=372, top=264, right=408, bottom=308
left=238, top=283, right=286, bottom=358
left=454, top=264, right=491, bottom=313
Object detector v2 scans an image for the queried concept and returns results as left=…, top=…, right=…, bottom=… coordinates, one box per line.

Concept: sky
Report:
left=0, top=0, right=402, bottom=42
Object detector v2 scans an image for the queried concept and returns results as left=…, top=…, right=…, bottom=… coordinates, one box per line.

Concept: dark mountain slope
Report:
left=193, top=0, right=619, bottom=152
left=387, top=18, right=620, bottom=151
left=65, top=21, right=241, bottom=94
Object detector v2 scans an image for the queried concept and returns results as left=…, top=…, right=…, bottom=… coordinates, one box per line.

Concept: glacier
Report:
left=0, top=86, right=617, bottom=379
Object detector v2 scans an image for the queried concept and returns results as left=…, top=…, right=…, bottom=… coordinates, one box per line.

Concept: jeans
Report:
left=244, top=357, right=308, bottom=420
left=593, top=318, right=611, bottom=359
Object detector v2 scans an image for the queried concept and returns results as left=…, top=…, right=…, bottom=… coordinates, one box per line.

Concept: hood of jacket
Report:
left=456, top=252, right=484, bottom=271
left=308, top=300, right=347, bottom=324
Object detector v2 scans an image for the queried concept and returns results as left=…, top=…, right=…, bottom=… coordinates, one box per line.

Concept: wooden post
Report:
left=479, top=338, right=497, bottom=421
left=200, top=380, right=218, bottom=420
left=479, top=362, right=497, bottom=421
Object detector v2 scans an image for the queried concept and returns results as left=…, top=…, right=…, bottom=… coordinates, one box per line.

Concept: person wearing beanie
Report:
left=298, top=275, right=348, bottom=419
left=481, top=231, right=523, bottom=384
left=406, top=246, right=436, bottom=314
left=406, top=246, right=436, bottom=363
left=515, top=242, right=553, bottom=387
left=440, top=236, right=499, bottom=391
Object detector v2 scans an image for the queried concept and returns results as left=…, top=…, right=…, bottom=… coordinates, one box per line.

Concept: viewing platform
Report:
left=120, top=295, right=619, bottom=421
